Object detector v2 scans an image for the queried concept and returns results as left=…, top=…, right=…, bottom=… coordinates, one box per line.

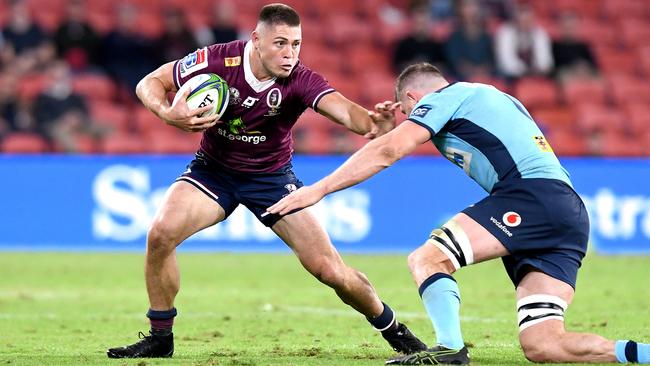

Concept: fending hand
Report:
left=265, top=185, right=326, bottom=216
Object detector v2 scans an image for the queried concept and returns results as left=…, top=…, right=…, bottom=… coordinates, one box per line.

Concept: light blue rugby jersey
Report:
left=407, top=82, right=571, bottom=193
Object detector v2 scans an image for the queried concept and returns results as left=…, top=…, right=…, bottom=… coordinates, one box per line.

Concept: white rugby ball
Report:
left=173, top=73, right=229, bottom=119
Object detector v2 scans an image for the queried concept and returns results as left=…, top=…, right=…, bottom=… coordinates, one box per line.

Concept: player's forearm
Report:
left=316, top=136, right=400, bottom=194
left=343, top=103, right=374, bottom=135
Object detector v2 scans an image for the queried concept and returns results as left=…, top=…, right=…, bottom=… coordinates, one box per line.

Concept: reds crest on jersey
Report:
left=179, top=47, right=208, bottom=77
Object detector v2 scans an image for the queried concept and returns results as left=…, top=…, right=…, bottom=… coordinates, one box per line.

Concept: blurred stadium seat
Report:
left=0, top=132, right=49, bottom=153
left=73, top=74, right=117, bottom=102
left=562, top=78, right=608, bottom=106
left=90, top=101, right=131, bottom=133
left=514, top=78, right=559, bottom=110
left=101, top=132, right=145, bottom=154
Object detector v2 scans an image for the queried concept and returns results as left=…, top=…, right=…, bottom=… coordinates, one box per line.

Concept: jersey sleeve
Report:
left=172, top=44, right=227, bottom=89
left=407, top=84, right=468, bottom=135
left=294, top=66, right=335, bottom=110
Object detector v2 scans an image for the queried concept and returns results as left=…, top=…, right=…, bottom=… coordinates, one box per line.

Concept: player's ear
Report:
left=405, top=91, right=419, bottom=103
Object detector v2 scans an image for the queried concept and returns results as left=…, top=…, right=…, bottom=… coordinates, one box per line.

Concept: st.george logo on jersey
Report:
left=411, top=106, right=431, bottom=118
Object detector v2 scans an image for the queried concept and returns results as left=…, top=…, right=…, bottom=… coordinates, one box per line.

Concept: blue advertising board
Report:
left=0, top=155, right=648, bottom=254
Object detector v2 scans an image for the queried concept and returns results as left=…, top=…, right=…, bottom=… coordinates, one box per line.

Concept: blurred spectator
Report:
left=429, top=0, right=455, bottom=21
left=0, top=70, right=34, bottom=139
left=1, top=0, right=55, bottom=74
left=196, top=1, right=239, bottom=47
left=444, top=0, right=494, bottom=81
left=102, top=3, right=156, bottom=99
left=552, top=12, right=597, bottom=81
left=54, top=0, right=101, bottom=71
left=155, top=8, right=199, bottom=64
left=481, top=0, right=515, bottom=21
left=392, top=5, right=445, bottom=74
left=32, top=61, right=107, bottom=152
left=494, top=3, right=553, bottom=80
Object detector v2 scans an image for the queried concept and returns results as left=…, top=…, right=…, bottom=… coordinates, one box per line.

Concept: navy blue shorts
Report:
left=177, top=153, right=303, bottom=227
left=462, top=178, right=589, bottom=289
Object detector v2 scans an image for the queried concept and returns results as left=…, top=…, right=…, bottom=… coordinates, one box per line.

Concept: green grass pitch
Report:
left=1, top=252, right=649, bottom=365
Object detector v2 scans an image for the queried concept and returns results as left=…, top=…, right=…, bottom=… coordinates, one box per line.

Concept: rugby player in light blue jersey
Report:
left=267, top=63, right=650, bottom=365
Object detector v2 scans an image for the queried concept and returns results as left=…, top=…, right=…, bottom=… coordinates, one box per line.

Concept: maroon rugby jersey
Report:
left=173, top=40, right=335, bottom=173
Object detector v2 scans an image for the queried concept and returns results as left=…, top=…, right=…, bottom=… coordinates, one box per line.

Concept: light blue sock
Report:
left=616, top=340, right=650, bottom=363
left=418, top=273, right=464, bottom=350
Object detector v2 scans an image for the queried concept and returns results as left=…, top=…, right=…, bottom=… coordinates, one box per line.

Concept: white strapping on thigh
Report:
left=517, top=294, right=567, bottom=332
left=427, top=220, right=475, bottom=270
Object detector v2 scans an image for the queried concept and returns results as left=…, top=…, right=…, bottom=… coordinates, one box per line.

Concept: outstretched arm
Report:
left=135, top=62, right=217, bottom=132
left=316, top=92, right=397, bottom=138
left=266, top=121, right=432, bottom=215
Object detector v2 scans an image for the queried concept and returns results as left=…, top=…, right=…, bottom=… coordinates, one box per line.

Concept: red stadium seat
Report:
left=345, top=45, right=391, bottom=75
left=134, top=11, right=164, bottom=39
left=133, top=106, right=166, bottom=133
left=562, top=78, right=608, bottom=106
left=146, top=129, right=201, bottom=154
left=17, top=73, right=47, bottom=103
left=576, top=105, right=625, bottom=133
left=545, top=128, right=587, bottom=156
left=607, top=76, right=650, bottom=105
left=532, top=107, right=576, bottom=131
left=619, top=20, right=650, bottom=48
left=295, top=109, right=334, bottom=134
left=602, top=0, right=648, bottom=21
left=51, top=134, right=98, bottom=154
left=594, top=48, right=640, bottom=75
left=299, top=43, right=343, bottom=76
left=623, top=102, right=650, bottom=135
left=577, top=19, right=619, bottom=47
left=101, top=132, right=146, bottom=154
left=513, top=78, right=559, bottom=110
left=553, top=0, right=600, bottom=19
left=90, top=101, right=131, bottom=133
left=359, top=71, right=397, bottom=107
left=327, top=15, right=375, bottom=49
left=599, top=130, right=645, bottom=157
left=73, top=73, right=117, bottom=102
left=86, top=11, right=114, bottom=35
left=0, top=132, right=49, bottom=153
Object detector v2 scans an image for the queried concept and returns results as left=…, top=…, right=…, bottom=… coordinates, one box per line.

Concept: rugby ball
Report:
left=173, top=73, right=229, bottom=119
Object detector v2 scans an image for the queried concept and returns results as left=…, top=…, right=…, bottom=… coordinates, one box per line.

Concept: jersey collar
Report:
left=244, top=40, right=277, bottom=93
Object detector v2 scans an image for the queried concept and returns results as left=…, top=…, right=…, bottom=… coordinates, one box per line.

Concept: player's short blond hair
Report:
left=395, top=63, right=444, bottom=101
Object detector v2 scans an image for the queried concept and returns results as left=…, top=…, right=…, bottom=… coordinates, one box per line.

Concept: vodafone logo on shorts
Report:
left=502, top=211, right=522, bottom=227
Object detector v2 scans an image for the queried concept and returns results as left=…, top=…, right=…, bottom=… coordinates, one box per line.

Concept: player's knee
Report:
left=407, top=244, right=451, bottom=275
left=520, top=331, right=564, bottom=363
left=147, top=220, right=181, bottom=252
left=312, top=261, right=346, bottom=288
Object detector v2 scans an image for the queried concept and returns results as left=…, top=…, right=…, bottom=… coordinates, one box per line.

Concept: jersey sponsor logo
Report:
left=490, top=216, right=514, bottom=237
left=179, top=47, right=208, bottom=77
left=502, top=211, right=522, bottom=227
left=533, top=136, right=553, bottom=152
left=265, top=88, right=282, bottom=116
left=224, top=56, right=241, bottom=67
left=219, top=117, right=267, bottom=144
left=411, top=106, right=431, bottom=118
left=242, top=96, right=259, bottom=108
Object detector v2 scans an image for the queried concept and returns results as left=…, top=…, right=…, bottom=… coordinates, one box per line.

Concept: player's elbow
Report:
left=375, top=140, right=402, bottom=167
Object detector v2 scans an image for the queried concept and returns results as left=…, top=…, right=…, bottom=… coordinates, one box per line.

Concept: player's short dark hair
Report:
left=395, top=63, right=444, bottom=100
left=258, top=3, right=300, bottom=27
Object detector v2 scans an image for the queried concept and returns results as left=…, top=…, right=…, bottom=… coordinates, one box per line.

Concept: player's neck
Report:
left=249, top=47, right=274, bottom=81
